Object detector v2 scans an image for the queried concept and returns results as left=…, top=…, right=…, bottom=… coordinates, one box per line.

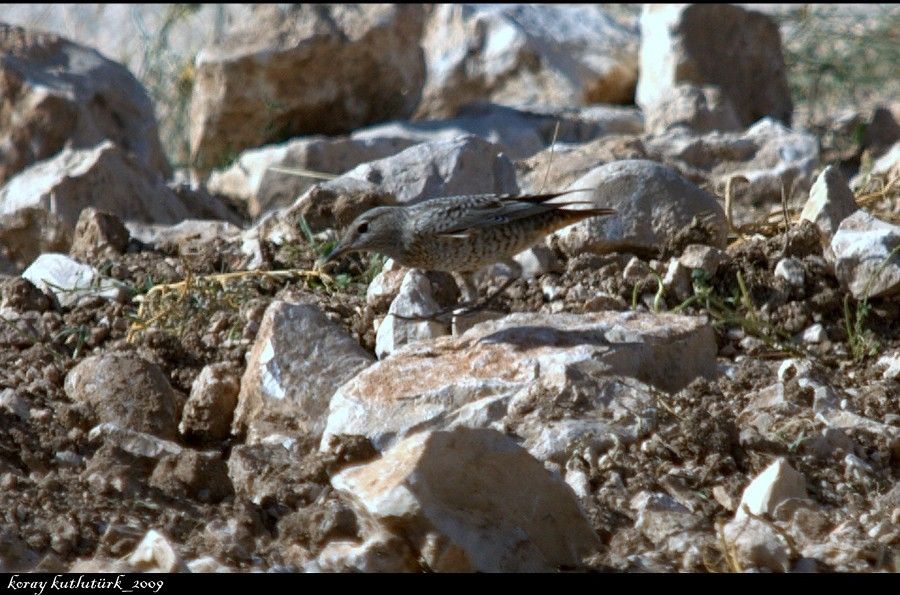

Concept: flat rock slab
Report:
left=322, top=310, right=716, bottom=451
left=331, top=427, right=601, bottom=572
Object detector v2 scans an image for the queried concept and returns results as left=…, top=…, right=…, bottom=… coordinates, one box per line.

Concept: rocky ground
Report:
left=0, top=4, right=897, bottom=573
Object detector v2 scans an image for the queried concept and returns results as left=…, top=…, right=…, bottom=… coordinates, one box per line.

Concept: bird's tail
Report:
left=513, top=188, right=616, bottom=218
left=512, top=187, right=597, bottom=204
left=538, top=204, right=616, bottom=235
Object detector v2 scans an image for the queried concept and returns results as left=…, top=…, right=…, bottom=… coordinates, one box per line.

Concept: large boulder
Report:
left=416, top=4, right=639, bottom=118
left=550, top=159, right=729, bottom=257
left=207, top=135, right=419, bottom=217
left=831, top=211, right=900, bottom=299
left=327, top=134, right=519, bottom=207
left=266, top=135, right=518, bottom=237
left=516, top=135, right=648, bottom=194
left=0, top=142, right=235, bottom=231
left=189, top=4, right=426, bottom=171
left=358, top=103, right=645, bottom=161
left=65, top=354, right=181, bottom=440
left=232, top=301, right=375, bottom=443
left=209, top=102, right=644, bottom=217
left=0, top=23, right=170, bottom=184
left=331, top=427, right=601, bottom=572
left=636, top=4, right=792, bottom=127
left=643, top=84, right=742, bottom=135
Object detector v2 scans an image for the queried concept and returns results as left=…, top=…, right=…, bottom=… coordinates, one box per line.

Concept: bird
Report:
left=321, top=189, right=616, bottom=317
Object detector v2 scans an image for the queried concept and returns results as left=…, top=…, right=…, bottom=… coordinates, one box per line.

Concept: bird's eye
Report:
left=357, top=222, right=369, bottom=234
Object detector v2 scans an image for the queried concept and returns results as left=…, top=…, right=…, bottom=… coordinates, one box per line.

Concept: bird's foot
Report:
left=389, top=300, right=478, bottom=324
left=385, top=277, right=517, bottom=323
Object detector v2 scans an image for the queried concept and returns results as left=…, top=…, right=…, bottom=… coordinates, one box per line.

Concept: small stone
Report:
left=724, top=517, right=790, bottom=572
left=800, top=165, right=858, bottom=252
left=774, top=258, right=805, bottom=288
left=310, top=530, right=418, bottom=573
left=875, top=351, right=900, bottom=380
left=186, top=556, right=232, bottom=573
left=375, top=270, right=449, bottom=359
left=800, top=323, right=826, bottom=344
left=831, top=210, right=900, bottom=299
left=127, top=530, right=185, bottom=573
left=22, top=253, right=129, bottom=308
left=366, top=258, right=406, bottom=310
left=662, top=258, right=692, bottom=302
left=179, top=363, right=240, bottom=442
left=541, top=280, right=565, bottom=301
left=564, top=466, right=592, bottom=500
left=777, top=358, right=815, bottom=382
left=0, top=389, right=29, bottom=421
left=583, top=292, right=628, bottom=312
left=712, top=486, right=735, bottom=511
left=65, top=355, right=179, bottom=439
left=623, top=256, right=651, bottom=283
left=0, top=278, right=50, bottom=312
left=149, top=449, right=233, bottom=503
left=69, top=208, right=130, bottom=259
left=739, top=336, right=765, bottom=353
left=513, top=245, right=562, bottom=278
left=678, top=244, right=726, bottom=277
left=735, top=458, right=807, bottom=521
left=87, top=423, right=182, bottom=460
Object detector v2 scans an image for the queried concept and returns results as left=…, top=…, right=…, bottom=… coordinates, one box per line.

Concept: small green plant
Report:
left=298, top=215, right=331, bottom=260
left=296, top=215, right=385, bottom=295
left=843, top=295, right=880, bottom=361
left=673, top=269, right=798, bottom=354
left=126, top=268, right=330, bottom=342
left=53, top=324, right=91, bottom=358
left=133, top=3, right=203, bottom=168
left=842, top=243, right=899, bottom=361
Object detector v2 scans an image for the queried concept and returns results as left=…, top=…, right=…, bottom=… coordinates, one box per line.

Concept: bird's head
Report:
left=321, top=206, right=401, bottom=265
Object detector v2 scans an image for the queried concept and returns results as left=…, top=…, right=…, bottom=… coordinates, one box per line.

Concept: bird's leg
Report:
left=453, top=259, right=522, bottom=315
left=397, top=261, right=522, bottom=322
left=394, top=272, right=478, bottom=323
left=389, top=271, right=475, bottom=323
left=452, top=272, right=479, bottom=307
left=392, top=262, right=521, bottom=323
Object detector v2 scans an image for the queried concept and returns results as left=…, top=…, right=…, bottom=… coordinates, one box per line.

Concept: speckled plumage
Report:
left=325, top=190, right=616, bottom=273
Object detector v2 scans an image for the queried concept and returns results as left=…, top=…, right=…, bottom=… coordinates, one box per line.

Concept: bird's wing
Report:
left=415, top=190, right=600, bottom=238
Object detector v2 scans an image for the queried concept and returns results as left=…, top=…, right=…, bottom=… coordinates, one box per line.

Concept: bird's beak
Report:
left=320, top=242, right=350, bottom=267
